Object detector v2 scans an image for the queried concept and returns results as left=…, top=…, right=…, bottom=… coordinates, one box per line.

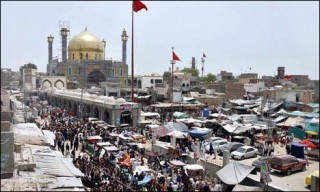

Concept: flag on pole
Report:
left=133, top=0, right=148, bottom=12
left=172, top=51, right=181, bottom=61
left=203, top=53, right=206, bottom=58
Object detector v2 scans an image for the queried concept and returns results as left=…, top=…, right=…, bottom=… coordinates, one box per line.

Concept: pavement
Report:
left=233, top=144, right=318, bottom=191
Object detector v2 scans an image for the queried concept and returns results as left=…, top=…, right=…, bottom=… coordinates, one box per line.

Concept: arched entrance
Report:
left=93, top=106, right=99, bottom=119
left=103, top=109, right=110, bottom=124
left=63, top=100, right=67, bottom=108
left=68, top=100, right=72, bottom=110
left=87, top=71, right=106, bottom=87
left=120, top=111, right=132, bottom=125
left=73, top=102, right=78, bottom=113
left=86, top=105, right=91, bottom=117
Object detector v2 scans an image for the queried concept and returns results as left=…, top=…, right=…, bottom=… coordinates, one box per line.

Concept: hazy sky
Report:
left=1, top=1, right=319, bottom=80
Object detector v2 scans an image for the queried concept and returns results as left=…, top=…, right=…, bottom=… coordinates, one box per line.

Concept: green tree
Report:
left=206, top=73, right=216, bottom=82
left=199, top=73, right=216, bottom=83
left=180, top=67, right=199, bottom=77
left=19, top=62, right=38, bottom=86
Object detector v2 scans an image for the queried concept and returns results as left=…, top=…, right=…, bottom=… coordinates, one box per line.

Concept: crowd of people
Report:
left=37, top=106, right=214, bottom=191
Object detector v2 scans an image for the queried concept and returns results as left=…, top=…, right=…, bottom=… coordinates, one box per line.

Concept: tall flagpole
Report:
left=131, top=6, right=135, bottom=102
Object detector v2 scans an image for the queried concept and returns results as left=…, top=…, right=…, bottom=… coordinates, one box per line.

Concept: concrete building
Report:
left=23, top=68, right=37, bottom=91
left=47, top=27, right=128, bottom=89
left=216, top=71, right=233, bottom=82
left=238, top=73, right=258, bottom=84
left=208, top=82, right=245, bottom=99
left=1, top=68, right=20, bottom=89
left=290, top=75, right=310, bottom=87
left=42, top=88, right=141, bottom=127
left=311, top=80, right=319, bottom=102
left=263, top=88, right=313, bottom=103
left=1, top=89, right=14, bottom=179
left=244, top=82, right=266, bottom=93
left=41, top=76, right=67, bottom=90
left=128, top=74, right=163, bottom=90
left=100, top=78, right=121, bottom=97
left=277, top=66, right=285, bottom=79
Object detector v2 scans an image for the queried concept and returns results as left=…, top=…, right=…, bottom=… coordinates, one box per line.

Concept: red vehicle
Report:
left=268, top=154, right=307, bottom=175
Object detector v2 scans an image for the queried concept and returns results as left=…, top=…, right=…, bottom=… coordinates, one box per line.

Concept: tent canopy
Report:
left=188, top=128, right=212, bottom=138
left=166, top=130, right=189, bottom=139
left=216, top=161, right=255, bottom=185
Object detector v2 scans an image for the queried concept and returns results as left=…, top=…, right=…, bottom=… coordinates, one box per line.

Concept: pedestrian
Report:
left=61, top=142, right=65, bottom=155
left=66, top=142, right=70, bottom=153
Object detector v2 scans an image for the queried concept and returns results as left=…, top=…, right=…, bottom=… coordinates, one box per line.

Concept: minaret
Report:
left=102, top=39, right=106, bottom=60
left=191, top=57, right=196, bottom=69
left=121, top=29, right=128, bottom=64
left=60, top=27, right=69, bottom=62
left=47, top=35, right=54, bottom=75
left=47, top=35, right=54, bottom=63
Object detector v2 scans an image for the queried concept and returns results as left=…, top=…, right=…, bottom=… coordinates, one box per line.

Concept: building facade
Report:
left=47, top=27, right=129, bottom=89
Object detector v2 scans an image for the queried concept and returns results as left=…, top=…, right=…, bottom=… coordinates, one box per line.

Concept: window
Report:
left=155, top=79, right=162, bottom=84
left=99, top=54, right=101, bottom=60
left=150, top=79, right=154, bottom=84
left=80, top=53, right=83, bottom=59
left=78, top=67, right=81, bottom=74
left=95, top=54, right=97, bottom=59
left=68, top=66, right=72, bottom=75
left=120, top=68, right=123, bottom=76
left=86, top=53, right=89, bottom=59
left=112, top=69, right=115, bottom=77
left=72, top=53, right=75, bottom=60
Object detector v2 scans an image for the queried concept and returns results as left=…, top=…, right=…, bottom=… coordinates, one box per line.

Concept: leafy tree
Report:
left=180, top=67, right=199, bottom=77
left=199, top=73, right=216, bottom=83
left=19, top=62, right=38, bottom=86
left=206, top=73, right=216, bottom=82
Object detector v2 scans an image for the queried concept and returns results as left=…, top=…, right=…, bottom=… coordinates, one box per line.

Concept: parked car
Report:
left=205, top=136, right=223, bottom=143
left=230, top=146, right=258, bottom=160
left=252, top=156, right=270, bottom=172
left=305, top=170, right=319, bottom=186
left=218, top=142, right=245, bottom=155
left=205, top=139, right=228, bottom=153
left=268, top=154, right=307, bottom=175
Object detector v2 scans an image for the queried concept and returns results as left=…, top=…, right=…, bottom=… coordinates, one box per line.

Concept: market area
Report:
left=1, top=88, right=319, bottom=192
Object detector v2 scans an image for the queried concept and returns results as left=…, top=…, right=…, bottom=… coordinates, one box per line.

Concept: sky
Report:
left=1, top=1, right=319, bottom=80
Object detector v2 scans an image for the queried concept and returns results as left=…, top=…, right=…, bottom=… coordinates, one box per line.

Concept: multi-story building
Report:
left=207, top=82, right=245, bottom=99
left=238, top=73, right=258, bottom=84
left=263, top=88, right=313, bottom=103
left=23, top=68, right=37, bottom=91
left=290, top=75, right=310, bottom=88
left=216, top=71, right=233, bottom=82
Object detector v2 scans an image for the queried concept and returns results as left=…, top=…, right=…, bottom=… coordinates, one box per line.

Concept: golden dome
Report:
left=68, top=29, right=104, bottom=52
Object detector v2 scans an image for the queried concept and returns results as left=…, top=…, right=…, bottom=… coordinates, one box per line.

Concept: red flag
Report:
left=172, top=51, right=181, bottom=61
left=133, top=0, right=148, bottom=12
left=284, top=75, right=291, bottom=80
left=203, top=53, right=206, bottom=58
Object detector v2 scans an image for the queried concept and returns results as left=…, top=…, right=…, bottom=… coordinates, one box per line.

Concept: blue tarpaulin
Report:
left=188, top=128, right=212, bottom=138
